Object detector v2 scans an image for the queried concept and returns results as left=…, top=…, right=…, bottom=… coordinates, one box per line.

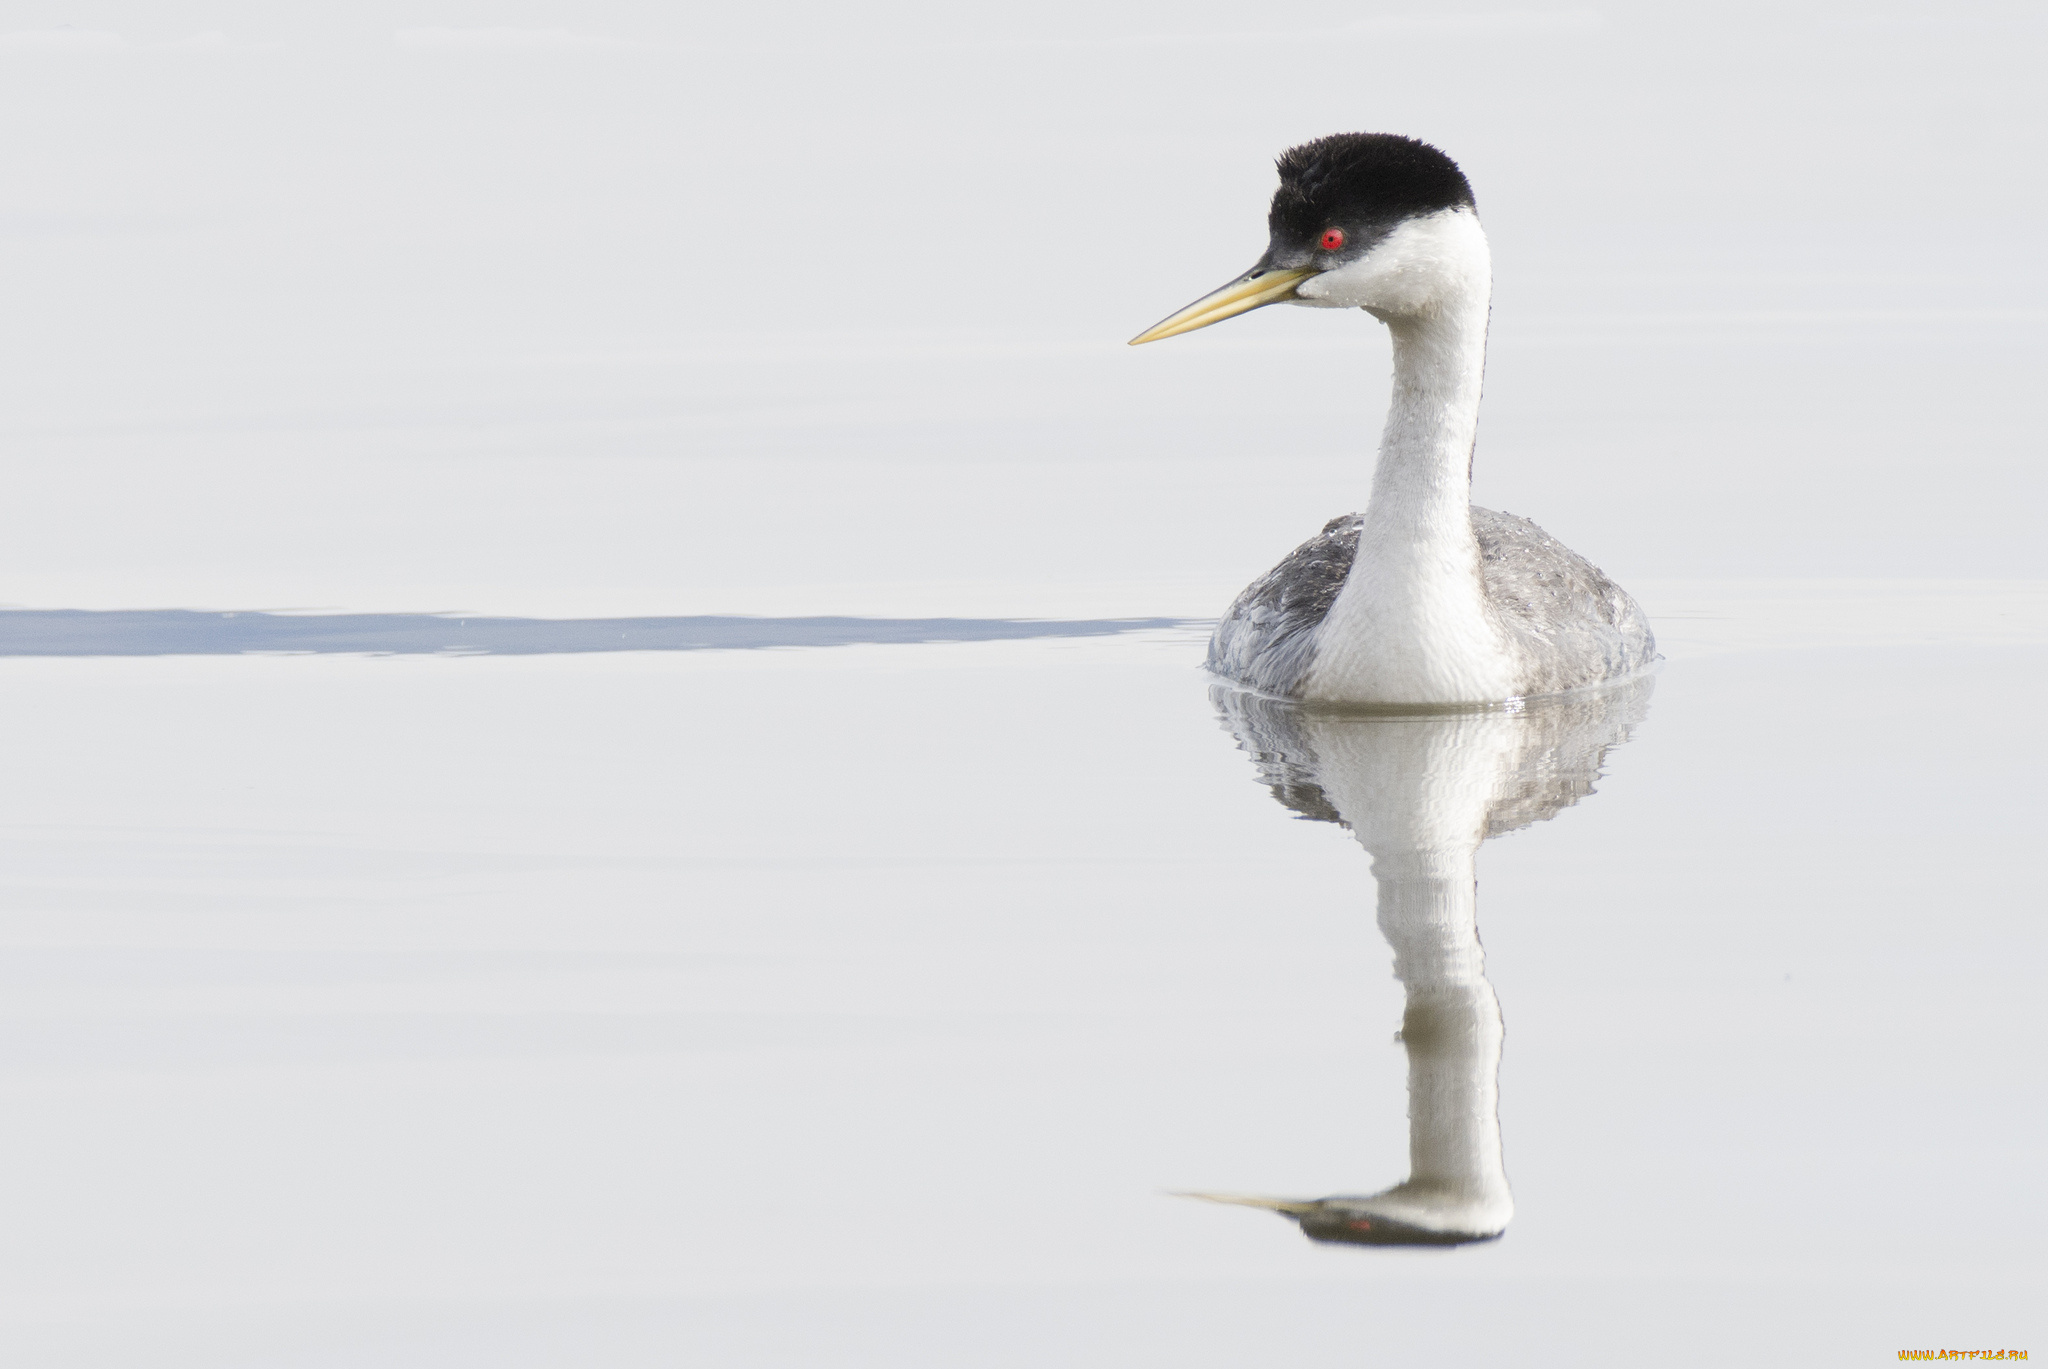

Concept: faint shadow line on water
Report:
left=0, top=609, right=1205, bottom=658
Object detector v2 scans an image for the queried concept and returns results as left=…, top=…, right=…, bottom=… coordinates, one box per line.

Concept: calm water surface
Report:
left=0, top=604, right=2039, bottom=1365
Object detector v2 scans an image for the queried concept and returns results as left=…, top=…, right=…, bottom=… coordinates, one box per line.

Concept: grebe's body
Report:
left=1211, top=504, right=1654, bottom=703
left=1132, top=136, right=1654, bottom=706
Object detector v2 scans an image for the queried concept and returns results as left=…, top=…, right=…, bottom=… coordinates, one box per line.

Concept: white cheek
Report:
left=1296, top=255, right=1399, bottom=308
left=1293, top=209, right=1489, bottom=314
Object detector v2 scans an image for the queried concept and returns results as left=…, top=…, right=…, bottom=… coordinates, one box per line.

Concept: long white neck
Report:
left=1369, top=292, right=1490, bottom=551
left=1298, top=210, right=1511, bottom=705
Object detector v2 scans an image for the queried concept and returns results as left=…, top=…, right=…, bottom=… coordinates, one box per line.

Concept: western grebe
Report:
left=1132, top=133, right=1655, bottom=707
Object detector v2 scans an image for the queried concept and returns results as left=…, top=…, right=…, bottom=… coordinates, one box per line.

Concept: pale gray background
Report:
left=1, top=0, right=2041, bottom=615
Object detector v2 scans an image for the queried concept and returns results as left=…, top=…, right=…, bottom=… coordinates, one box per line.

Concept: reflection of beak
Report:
left=1128, top=268, right=1317, bottom=345
left=1170, top=1191, right=1318, bottom=1216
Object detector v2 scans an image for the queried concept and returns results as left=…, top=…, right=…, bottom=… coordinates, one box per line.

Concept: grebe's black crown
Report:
left=1269, top=133, right=1475, bottom=245
left=1127, top=133, right=1477, bottom=344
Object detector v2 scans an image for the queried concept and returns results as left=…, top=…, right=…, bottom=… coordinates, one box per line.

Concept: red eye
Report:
left=1319, top=228, right=1345, bottom=251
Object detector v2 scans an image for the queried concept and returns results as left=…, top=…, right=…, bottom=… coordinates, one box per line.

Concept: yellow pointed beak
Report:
left=1170, top=1191, right=1319, bottom=1215
left=1128, top=268, right=1317, bottom=345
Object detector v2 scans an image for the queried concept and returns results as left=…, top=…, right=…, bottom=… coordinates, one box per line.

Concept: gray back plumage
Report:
left=1206, top=513, right=1363, bottom=698
left=1473, top=508, right=1658, bottom=696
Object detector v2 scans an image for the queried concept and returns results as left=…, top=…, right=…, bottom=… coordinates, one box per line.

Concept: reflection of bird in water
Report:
left=1131, top=133, right=1654, bottom=707
left=1182, top=678, right=1652, bottom=1246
